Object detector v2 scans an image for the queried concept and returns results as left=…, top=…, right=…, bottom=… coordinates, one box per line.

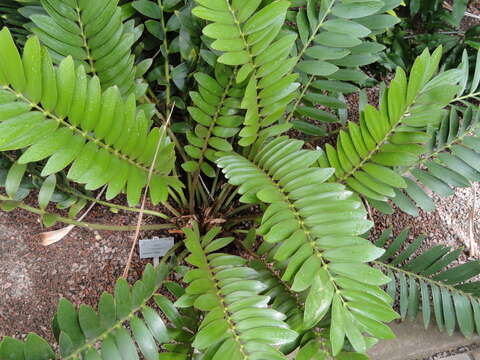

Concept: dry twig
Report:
left=443, top=1, right=480, bottom=20
left=122, top=104, right=175, bottom=278
left=469, top=183, right=477, bottom=257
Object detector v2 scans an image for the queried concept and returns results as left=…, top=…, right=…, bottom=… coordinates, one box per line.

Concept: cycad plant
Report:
left=1, top=0, right=480, bottom=359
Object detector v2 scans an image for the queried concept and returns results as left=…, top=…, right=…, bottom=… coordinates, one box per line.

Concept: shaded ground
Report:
left=0, top=201, right=172, bottom=342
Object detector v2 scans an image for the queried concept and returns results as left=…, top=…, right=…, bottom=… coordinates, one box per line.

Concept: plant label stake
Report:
left=139, top=237, right=174, bottom=267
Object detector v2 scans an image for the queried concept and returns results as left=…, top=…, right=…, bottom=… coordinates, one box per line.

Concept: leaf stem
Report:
left=55, top=181, right=171, bottom=219
left=375, top=261, right=478, bottom=302
left=0, top=194, right=177, bottom=232
left=224, top=203, right=255, bottom=218
left=74, top=2, right=96, bottom=76
left=452, top=91, right=480, bottom=103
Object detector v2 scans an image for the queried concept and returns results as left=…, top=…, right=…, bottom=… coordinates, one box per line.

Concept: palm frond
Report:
left=239, top=231, right=306, bottom=334
left=0, top=28, right=179, bottom=206
left=382, top=49, right=480, bottom=216
left=286, top=0, right=402, bottom=126
left=319, top=47, right=462, bottom=211
left=193, top=0, right=299, bottom=146
left=375, top=227, right=480, bottom=338
left=241, top=232, right=373, bottom=359
left=175, top=223, right=297, bottom=360
left=26, top=0, right=142, bottom=96
left=183, top=63, right=244, bottom=177
left=218, top=137, right=398, bottom=355
left=0, top=264, right=197, bottom=360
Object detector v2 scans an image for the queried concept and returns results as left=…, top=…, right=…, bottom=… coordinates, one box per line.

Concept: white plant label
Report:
left=139, top=237, right=174, bottom=266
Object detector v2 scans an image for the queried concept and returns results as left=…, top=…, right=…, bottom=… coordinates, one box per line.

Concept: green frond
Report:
left=0, top=27, right=179, bottom=206
left=384, top=49, right=480, bottom=216
left=0, top=155, right=90, bottom=222
left=0, top=153, right=173, bottom=222
left=387, top=105, right=480, bottom=216
left=286, top=0, right=402, bottom=125
left=0, top=0, right=33, bottom=44
left=319, top=48, right=462, bottom=209
left=217, top=137, right=398, bottom=355
left=241, top=232, right=376, bottom=359
left=251, top=258, right=305, bottom=330
left=174, top=224, right=297, bottom=360
left=183, top=63, right=244, bottom=177
left=296, top=331, right=370, bottom=360
left=27, top=0, right=142, bottom=96
left=193, top=0, right=299, bottom=146
left=375, top=227, right=480, bottom=338
left=241, top=238, right=306, bottom=333
left=0, top=264, right=196, bottom=360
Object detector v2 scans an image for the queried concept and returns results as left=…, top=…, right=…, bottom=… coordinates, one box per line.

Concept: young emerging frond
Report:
left=375, top=227, right=480, bottom=338
left=0, top=264, right=196, bottom=360
left=218, top=137, right=398, bottom=355
left=0, top=28, right=179, bottom=206
left=183, top=64, right=244, bottom=177
left=193, top=0, right=299, bottom=146
left=26, top=0, right=142, bottom=95
left=175, top=224, right=297, bottom=360
left=319, top=48, right=462, bottom=211
left=287, top=0, right=402, bottom=125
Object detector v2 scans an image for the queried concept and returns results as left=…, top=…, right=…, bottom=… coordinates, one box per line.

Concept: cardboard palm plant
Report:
left=1, top=0, right=480, bottom=359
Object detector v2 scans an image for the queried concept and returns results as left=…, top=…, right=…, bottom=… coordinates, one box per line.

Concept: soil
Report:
left=0, top=197, right=173, bottom=342
left=371, top=186, right=479, bottom=266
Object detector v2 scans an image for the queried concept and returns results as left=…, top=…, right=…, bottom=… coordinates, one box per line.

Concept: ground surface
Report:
left=0, top=199, right=171, bottom=342
left=1, top=185, right=478, bottom=347
left=368, top=317, right=480, bottom=360
left=372, top=186, right=479, bottom=263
